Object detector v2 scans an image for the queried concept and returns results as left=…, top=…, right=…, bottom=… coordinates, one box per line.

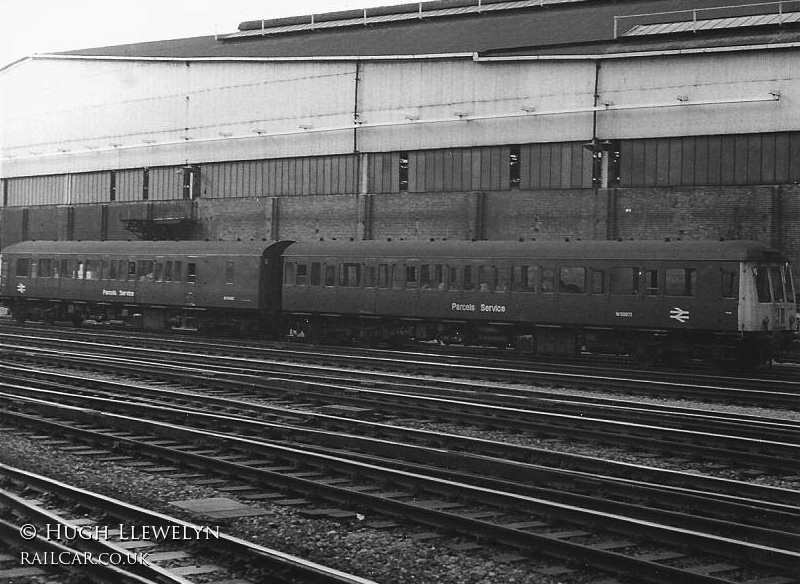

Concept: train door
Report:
left=362, top=259, right=379, bottom=316
left=608, top=266, right=647, bottom=328
left=509, top=263, right=538, bottom=323
left=660, top=265, right=703, bottom=330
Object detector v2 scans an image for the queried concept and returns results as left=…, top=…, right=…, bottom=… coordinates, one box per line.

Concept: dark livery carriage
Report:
left=0, top=238, right=796, bottom=367
left=281, top=239, right=797, bottom=367
left=0, top=240, right=289, bottom=334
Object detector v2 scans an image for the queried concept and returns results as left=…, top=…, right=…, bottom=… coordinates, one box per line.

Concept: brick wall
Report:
left=484, top=189, right=601, bottom=242
left=613, top=185, right=776, bottom=243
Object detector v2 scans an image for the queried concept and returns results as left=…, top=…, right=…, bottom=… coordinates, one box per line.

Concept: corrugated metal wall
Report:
left=203, top=155, right=358, bottom=197
left=6, top=175, right=68, bottom=206
left=116, top=169, right=144, bottom=202
left=521, top=143, right=593, bottom=189
left=4, top=132, right=800, bottom=207
left=70, top=172, right=110, bottom=204
left=619, top=132, right=800, bottom=187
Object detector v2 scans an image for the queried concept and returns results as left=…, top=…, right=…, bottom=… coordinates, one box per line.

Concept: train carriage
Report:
left=0, top=240, right=288, bottom=334
left=1, top=238, right=796, bottom=368
left=281, top=239, right=797, bottom=366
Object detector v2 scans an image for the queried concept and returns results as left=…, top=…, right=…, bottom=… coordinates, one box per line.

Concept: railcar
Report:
left=0, top=240, right=289, bottom=335
left=281, top=240, right=797, bottom=367
left=1, top=238, right=797, bottom=368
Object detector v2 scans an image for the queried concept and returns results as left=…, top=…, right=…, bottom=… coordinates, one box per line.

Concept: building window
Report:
left=399, top=151, right=409, bottom=191
left=509, top=145, right=520, bottom=188
left=142, top=168, right=149, bottom=201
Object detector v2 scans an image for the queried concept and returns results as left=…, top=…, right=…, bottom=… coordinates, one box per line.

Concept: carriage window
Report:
left=76, top=261, right=86, bottom=279
left=611, top=267, right=640, bottom=295
left=324, top=265, right=336, bottom=287
left=225, top=260, right=235, bottom=284
left=85, top=260, right=100, bottom=280
left=101, top=260, right=110, bottom=280
left=127, top=261, right=137, bottom=280
left=65, top=259, right=77, bottom=279
left=340, top=263, right=361, bottom=287
left=665, top=268, right=696, bottom=297
left=309, top=262, right=320, bottom=286
left=770, top=266, right=785, bottom=302
left=559, top=267, right=585, bottom=294
left=405, top=265, right=418, bottom=289
left=153, top=261, right=162, bottom=282
left=392, top=265, right=405, bottom=289
left=109, top=260, right=117, bottom=280
left=644, top=269, right=659, bottom=296
left=540, top=268, right=556, bottom=294
left=479, top=265, right=496, bottom=292
left=364, top=265, right=376, bottom=288
left=420, top=265, right=431, bottom=288
left=448, top=266, right=459, bottom=290
left=283, top=262, right=294, bottom=285
left=512, top=266, right=537, bottom=292
left=38, top=259, right=54, bottom=278
left=16, top=258, right=30, bottom=277
left=720, top=269, right=737, bottom=298
left=174, top=261, right=182, bottom=282
left=463, top=265, right=475, bottom=291
left=591, top=269, right=606, bottom=294
left=162, top=261, right=171, bottom=282
left=295, top=264, right=308, bottom=286
left=378, top=264, right=389, bottom=288
left=187, top=262, right=196, bottom=284
left=137, top=260, right=154, bottom=281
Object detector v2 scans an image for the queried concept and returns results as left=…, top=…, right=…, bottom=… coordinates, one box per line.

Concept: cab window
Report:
left=225, top=260, right=235, bottom=284
left=754, top=266, right=770, bottom=303
left=770, top=266, right=785, bottom=302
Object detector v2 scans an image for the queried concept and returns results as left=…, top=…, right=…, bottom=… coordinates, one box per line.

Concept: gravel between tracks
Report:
left=2, top=363, right=799, bottom=583
left=0, top=429, right=568, bottom=584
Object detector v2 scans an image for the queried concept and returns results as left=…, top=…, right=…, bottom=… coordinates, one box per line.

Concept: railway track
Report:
left=0, top=462, right=376, bottom=584
left=2, top=343, right=798, bottom=475
left=1, top=358, right=798, bottom=583
left=2, top=324, right=798, bottom=406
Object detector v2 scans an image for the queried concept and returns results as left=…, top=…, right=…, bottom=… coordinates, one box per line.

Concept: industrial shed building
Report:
left=1, top=0, right=799, bottom=287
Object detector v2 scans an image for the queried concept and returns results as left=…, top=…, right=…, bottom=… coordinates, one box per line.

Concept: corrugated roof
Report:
left=54, top=0, right=794, bottom=60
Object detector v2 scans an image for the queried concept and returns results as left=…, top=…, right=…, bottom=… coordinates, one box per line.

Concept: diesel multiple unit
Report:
left=1, top=239, right=796, bottom=367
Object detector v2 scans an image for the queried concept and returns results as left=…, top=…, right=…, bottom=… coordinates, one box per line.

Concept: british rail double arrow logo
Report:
left=669, top=307, right=690, bottom=323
